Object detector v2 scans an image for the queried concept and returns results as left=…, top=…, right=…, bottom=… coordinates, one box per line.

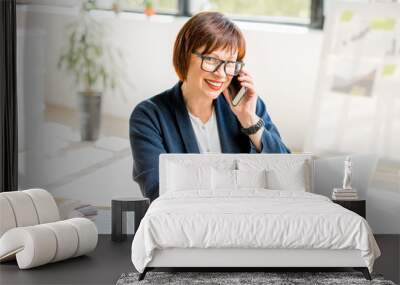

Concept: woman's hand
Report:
left=222, top=67, right=259, bottom=128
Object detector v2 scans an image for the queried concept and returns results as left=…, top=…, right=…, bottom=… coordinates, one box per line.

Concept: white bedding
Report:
left=131, top=190, right=380, bottom=273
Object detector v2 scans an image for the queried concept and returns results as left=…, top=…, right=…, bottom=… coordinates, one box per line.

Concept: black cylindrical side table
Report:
left=111, top=197, right=150, bottom=242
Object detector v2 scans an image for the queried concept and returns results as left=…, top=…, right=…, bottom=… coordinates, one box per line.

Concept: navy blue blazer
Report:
left=129, top=81, right=290, bottom=201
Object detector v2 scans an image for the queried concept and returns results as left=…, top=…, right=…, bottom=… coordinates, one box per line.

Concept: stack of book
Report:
left=332, top=188, right=359, bottom=200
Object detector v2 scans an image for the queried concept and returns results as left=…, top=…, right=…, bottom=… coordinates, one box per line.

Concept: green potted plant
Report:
left=58, top=0, right=122, bottom=141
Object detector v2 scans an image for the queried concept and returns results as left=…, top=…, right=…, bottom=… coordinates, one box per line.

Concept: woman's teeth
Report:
left=205, top=79, right=223, bottom=90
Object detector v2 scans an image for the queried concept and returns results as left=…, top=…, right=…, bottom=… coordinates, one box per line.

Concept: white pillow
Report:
left=266, top=165, right=307, bottom=191
left=212, top=168, right=237, bottom=191
left=237, top=158, right=310, bottom=192
left=236, top=169, right=268, bottom=189
left=167, top=162, right=212, bottom=192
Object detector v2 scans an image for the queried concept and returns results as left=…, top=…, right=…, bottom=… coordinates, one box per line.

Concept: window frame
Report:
left=181, top=0, right=323, bottom=29
left=100, top=0, right=325, bottom=29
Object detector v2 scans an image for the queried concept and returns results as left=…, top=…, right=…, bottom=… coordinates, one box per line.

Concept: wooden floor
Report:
left=0, top=235, right=398, bottom=285
left=0, top=235, right=134, bottom=285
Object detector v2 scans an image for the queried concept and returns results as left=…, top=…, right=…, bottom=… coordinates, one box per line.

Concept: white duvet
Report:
left=131, top=190, right=380, bottom=273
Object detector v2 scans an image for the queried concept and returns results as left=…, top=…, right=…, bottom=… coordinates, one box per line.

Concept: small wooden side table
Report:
left=111, top=197, right=150, bottom=242
left=332, top=199, right=366, bottom=219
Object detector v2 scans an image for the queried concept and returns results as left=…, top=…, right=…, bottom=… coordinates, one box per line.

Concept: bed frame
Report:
left=138, top=248, right=371, bottom=280
left=138, top=154, right=372, bottom=281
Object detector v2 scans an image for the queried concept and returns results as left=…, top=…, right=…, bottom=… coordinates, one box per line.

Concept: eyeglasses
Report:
left=192, top=51, right=244, bottom=76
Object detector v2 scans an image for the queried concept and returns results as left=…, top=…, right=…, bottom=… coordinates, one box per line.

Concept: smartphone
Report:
left=228, top=76, right=247, bottom=106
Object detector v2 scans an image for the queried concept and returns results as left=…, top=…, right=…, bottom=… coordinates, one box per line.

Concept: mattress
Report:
left=131, top=190, right=380, bottom=273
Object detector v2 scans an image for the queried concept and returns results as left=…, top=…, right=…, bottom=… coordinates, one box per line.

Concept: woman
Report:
left=130, top=12, right=290, bottom=202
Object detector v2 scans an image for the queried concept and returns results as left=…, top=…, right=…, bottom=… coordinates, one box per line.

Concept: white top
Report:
left=188, top=108, right=222, bottom=153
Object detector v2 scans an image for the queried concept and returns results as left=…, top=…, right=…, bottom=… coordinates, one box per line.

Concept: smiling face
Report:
left=185, top=47, right=239, bottom=100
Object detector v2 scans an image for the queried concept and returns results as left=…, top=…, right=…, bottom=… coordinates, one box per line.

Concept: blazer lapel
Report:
left=171, top=82, right=200, bottom=153
left=215, top=95, right=239, bottom=153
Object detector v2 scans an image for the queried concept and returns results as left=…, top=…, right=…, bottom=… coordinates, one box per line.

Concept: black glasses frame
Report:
left=192, top=51, right=244, bottom=76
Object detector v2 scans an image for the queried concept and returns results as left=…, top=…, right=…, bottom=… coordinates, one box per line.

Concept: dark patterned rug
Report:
left=116, top=271, right=396, bottom=285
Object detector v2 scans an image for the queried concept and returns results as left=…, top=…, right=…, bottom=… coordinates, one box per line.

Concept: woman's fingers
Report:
left=239, top=67, right=252, bottom=78
left=239, top=81, right=252, bottom=89
left=238, top=72, right=251, bottom=79
left=238, top=73, right=255, bottom=91
left=238, top=80, right=256, bottom=97
left=238, top=74, right=253, bottom=84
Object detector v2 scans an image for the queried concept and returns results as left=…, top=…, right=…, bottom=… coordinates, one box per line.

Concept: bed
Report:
left=131, top=154, right=381, bottom=280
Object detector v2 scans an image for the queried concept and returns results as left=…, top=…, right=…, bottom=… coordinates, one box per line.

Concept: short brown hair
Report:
left=173, top=12, right=246, bottom=81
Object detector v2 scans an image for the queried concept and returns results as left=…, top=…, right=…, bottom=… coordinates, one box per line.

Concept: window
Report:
left=190, top=0, right=311, bottom=25
left=96, top=0, right=180, bottom=14
left=96, top=0, right=324, bottom=29
left=117, top=0, right=179, bottom=14
left=192, top=0, right=324, bottom=28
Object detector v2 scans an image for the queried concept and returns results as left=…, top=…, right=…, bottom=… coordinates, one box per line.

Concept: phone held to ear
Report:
left=228, top=76, right=247, bottom=106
